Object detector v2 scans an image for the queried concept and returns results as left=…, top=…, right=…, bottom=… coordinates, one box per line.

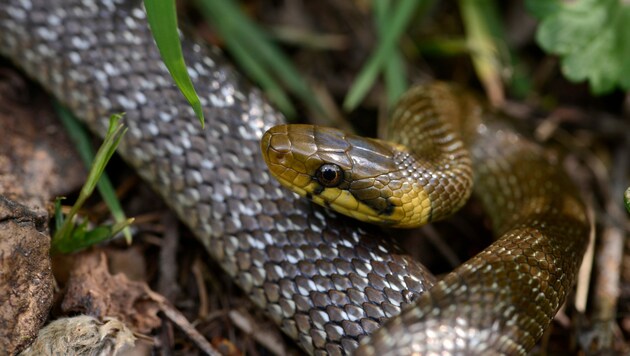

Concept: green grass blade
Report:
left=462, top=0, right=531, bottom=99
left=55, top=104, right=133, bottom=244
left=417, top=37, right=469, bottom=55
left=53, top=218, right=135, bottom=255
left=343, top=0, right=422, bottom=111
left=197, top=0, right=322, bottom=116
left=144, top=0, right=205, bottom=126
left=374, top=0, right=408, bottom=107
left=63, top=114, right=126, bottom=226
left=383, top=53, right=407, bottom=107
left=459, top=0, right=505, bottom=105
left=52, top=114, right=131, bottom=254
left=226, top=36, right=296, bottom=116
left=54, top=197, right=65, bottom=231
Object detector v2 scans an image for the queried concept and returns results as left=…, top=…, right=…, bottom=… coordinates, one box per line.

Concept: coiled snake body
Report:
left=0, top=0, right=590, bottom=354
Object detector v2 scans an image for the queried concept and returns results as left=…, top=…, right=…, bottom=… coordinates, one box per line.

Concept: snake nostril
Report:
left=271, top=150, right=289, bottom=165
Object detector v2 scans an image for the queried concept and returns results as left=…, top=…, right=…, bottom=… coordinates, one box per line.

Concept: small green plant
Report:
left=624, top=187, right=630, bottom=214
left=56, top=104, right=132, bottom=244
left=527, top=0, right=630, bottom=94
left=51, top=114, right=133, bottom=255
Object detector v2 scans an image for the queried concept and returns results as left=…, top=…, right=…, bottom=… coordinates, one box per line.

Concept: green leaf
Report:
left=625, top=187, right=630, bottom=214
left=144, top=0, right=205, bottom=126
left=525, top=0, right=562, bottom=19
left=527, top=0, right=630, bottom=94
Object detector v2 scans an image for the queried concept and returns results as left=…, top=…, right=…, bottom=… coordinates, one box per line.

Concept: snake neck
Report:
left=387, top=83, right=477, bottom=222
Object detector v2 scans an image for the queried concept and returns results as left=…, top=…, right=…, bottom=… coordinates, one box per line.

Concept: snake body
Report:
left=262, top=84, right=591, bottom=354
left=0, top=0, right=590, bottom=354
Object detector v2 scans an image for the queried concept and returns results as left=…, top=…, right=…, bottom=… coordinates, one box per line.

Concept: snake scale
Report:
left=0, top=0, right=590, bottom=354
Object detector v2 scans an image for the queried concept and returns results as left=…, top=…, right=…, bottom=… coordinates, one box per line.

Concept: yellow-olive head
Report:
left=260, top=124, right=432, bottom=228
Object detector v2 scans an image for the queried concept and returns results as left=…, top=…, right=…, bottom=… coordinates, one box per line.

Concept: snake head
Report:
left=260, top=124, right=432, bottom=228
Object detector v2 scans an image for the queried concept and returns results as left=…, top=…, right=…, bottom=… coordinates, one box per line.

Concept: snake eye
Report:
left=316, top=164, right=344, bottom=187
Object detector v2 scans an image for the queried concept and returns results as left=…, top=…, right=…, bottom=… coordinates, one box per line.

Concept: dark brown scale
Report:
left=0, top=1, right=590, bottom=355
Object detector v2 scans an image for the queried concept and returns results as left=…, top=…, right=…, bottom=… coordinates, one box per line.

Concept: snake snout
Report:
left=261, top=124, right=322, bottom=171
left=261, top=127, right=292, bottom=168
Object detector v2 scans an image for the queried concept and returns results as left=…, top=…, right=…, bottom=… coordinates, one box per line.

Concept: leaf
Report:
left=527, top=0, right=630, bottom=94
left=144, top=0, right=205, bottom=126
left=525, top=0, right=562, bottom=19
left=625, top=187, right=630, bottom=214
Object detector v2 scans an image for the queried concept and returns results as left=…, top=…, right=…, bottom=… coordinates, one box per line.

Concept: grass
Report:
left=144, top=0, right=206, bottom=126
left=343, top=0, right=429, bottom=111
left=52, top=113, right=133, bottom=254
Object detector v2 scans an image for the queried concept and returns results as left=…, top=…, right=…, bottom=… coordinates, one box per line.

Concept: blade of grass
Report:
left=53, top=217, right=135, bottom=254
left=197, top=0, right=322, bottom=116
left=54, top=197, right=65, bottom=231
left=59, top=114, right=126, bottom=231
left=343, top=0, right=423, bottom=111
left=269, top=26, right=347, bottom=50
left=144, top=0, right=205, bottom=126
left=55, top=103, right=133, bottom=244
left=417, top=37, right=469, bottom=55
left=458, top=0, right=505, bottom=106
left=374, top=0, right=408, bottom=107
left=226, top=36, right=295, bottom=116
left=52, top=114, right=132, bottom=254
left=462, top=0, right=531, bottom=99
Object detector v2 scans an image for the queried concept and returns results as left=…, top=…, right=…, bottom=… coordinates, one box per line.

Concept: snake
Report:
left=0, top=0, right=591, bottom=355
